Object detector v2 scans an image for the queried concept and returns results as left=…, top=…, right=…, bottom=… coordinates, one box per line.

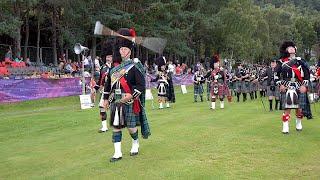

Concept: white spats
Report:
left=130, top=139, right=139, bottom=154
left=113, top=142, right=122, bottom=158
left=296, top=118, right=302, bottom=131
left=211, top=102, right=216, bottom=109
left=101, top=120, right=108, bottom=131
left=159, top=102, right=164, bottom=109
left=113, top=107, right=119, bottom=126
left=166, top=102, right=170, bottom=108
left=220, top=101, right=224, bottom=109
left=282, top=121, right=289, bottom=134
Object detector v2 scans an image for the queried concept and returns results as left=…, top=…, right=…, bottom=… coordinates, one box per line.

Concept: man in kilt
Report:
left=277, top=41, right=310, bottom=134
left=206, top=55, right=230, bottom=109
left=249, top=68, right=259, bottom=100
left=264, top=59, right=281, bottom=111
left=103, top=28, right=151, bottom=162
left=96, top=39, right=114, bottom=133
left=234, top=63, right=249, bottom=102
left=193, top=66, right=206, bottom=102
left=151, top=56, right=172, bottom=109
left=258, top=66, right=268, bottom=97
left=226, top=69, right=235, bottom=99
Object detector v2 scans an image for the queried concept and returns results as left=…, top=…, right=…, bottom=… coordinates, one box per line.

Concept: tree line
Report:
left=0, top=0, right=319, bottom=66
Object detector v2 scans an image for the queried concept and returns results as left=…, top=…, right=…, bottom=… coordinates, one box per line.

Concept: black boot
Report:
left=254, top=91, right=257, bottom=99
left=110, top=157, right=122, bottom=162
left=200, top=95, right=203, bottom=102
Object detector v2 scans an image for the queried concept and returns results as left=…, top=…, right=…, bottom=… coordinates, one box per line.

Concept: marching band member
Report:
left=104, top=28, right=151, bottom=162
left=277, top=41, right=310, bottom=134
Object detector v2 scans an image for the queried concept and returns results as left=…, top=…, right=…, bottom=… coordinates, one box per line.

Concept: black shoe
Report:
left=110, top=157, right=122, bottom=162
left=130, top=152, right=139, bottom=156
left=98, top=129, right=108, bottom=133
left=282, top=132, right=289, bottom=134
left=307, top=116, right=313, bottom=120
left=296, top=128, right=303, bottom=132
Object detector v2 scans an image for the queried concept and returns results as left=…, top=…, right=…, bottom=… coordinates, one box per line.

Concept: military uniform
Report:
left=278, top=41, right=310, bottom=134
left=193, top=69, right=205, bottom=102
left=104, top=28, right=151, bottom=162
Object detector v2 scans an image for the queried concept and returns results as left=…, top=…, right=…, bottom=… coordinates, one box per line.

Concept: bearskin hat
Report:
left=101, top=39, right=114, bottom=61
left=156, top=56, right=167, bottom=71
left=116, top=28, right=136, bottom=50
left=280, top=41, right=296, bottom=58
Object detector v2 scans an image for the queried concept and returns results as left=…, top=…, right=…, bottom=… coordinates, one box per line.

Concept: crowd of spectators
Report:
left=1, top=48, right=201, bottom=80
left=144, top=60, right=192, bottom=76
left=0, top=49, right=83, bottom=79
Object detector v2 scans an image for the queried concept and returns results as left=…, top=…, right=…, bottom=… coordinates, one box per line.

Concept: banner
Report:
left=0, top=74, right=194, bottom=103
left=0, top=78, right=84, bottom=103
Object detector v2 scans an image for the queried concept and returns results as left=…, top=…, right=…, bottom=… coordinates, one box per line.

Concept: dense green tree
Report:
left=0, top=0, right=319, bottom=64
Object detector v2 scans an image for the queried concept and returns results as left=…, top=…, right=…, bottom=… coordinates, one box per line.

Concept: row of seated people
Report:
left=0, top=65, right=79, bottom=79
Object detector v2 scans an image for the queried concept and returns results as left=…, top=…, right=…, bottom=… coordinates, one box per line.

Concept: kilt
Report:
left=157, top=82, right=169, bottom=97
left=242, top=81, right=250, bottom=93
left=249, top=82, right=258, bottom=92
left=194, top=83, right=204, bottom=95
left=280, top=90, right=307, bottom=110
left=210, top=82, right=230, bottom=97
left=110, top=102, right=137, bottom=129
left=235, top=81, right=242, bottom=93
left=266, top=86, right=280, bottom=98
left=259, top=80, right=267, bottom=91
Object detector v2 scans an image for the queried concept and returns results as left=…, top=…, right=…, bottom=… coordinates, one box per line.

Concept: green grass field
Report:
left=1, top=86, right=320, bottom=179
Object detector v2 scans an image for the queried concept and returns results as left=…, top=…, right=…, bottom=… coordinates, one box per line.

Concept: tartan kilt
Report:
left=280, top=91, right=307, bottom=110
left=259, top=80, right=267, bottom=91
left=194, top=83, right=204, bottom=95
left=210, top=82, right=230, bottom=97
left=248, top=82, right=253, bottom=92
left=110, top=102, right=138, bottom=129
left=249, top=82, right=258, bottom=92
left=235, top=81, right=242, bottom=93
left=242, top=81, right=250, bottom=93
left=266, top=86, right=280, bottom=98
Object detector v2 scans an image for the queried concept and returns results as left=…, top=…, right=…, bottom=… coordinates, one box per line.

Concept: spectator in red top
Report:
left=175, top=63, right=182, bottom=75
left=0, top=66, right=9, bottom=76
left=181, top=63, right=187, bottom=74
